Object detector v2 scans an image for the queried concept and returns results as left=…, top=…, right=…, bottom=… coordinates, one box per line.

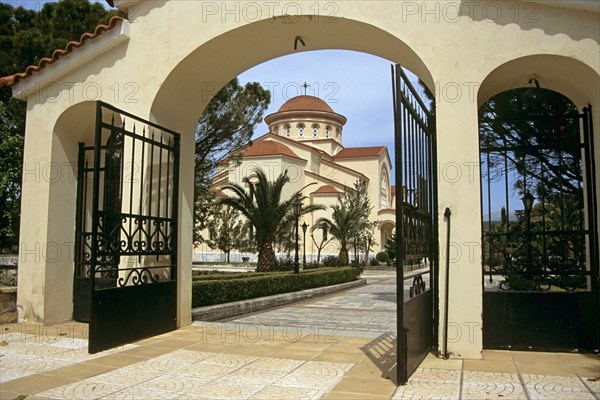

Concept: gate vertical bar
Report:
left=392, top=64, right=407, bottom=385
left=88, top=102, right=103, bottom=352
left=171, top=135, right=180, bottom=282
left=74, top=143, right=85, bottom=289
left=73, top=142, right=86, bottom=321
left=582, top=105, right=599, bottom=351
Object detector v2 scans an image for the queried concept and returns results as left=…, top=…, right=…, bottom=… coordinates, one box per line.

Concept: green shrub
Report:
left=506, top=275, right=538, bottom=291
left=376, top=251, right=390, bottom=263
left=322, top=255, right=341, bottom=267
left=192, top=271, right=275, bottom=281
left=350, top=260, right=364, bottom=274
left=273, top=258, right=295, bottom=272
left=303, top=261, right=319, bottom=270
left=370, top=257, right=380, bottom=266
left=191, top=267, right=360, bottom=307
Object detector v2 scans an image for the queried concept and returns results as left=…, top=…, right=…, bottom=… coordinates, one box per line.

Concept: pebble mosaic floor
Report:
left=1, top=272, right=598, bottom=399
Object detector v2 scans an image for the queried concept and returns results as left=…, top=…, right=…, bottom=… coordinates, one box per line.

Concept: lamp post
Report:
left=522, top=192, right=535, bottom=267
left=301, top=222, right=308, bottom=268
left=292, top=197, right=303, bottom=274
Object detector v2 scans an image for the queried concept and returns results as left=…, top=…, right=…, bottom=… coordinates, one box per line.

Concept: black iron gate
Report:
left=480, top=94, right=599, bottom=351
left=392, top=65, right=439, bottom=384
left=74, top=101, right=180, bottom=353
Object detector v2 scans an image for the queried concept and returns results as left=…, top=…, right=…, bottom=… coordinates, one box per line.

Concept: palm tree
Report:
left=315, top=204, right=363, bottom=266
left=220, top=168, right=324, bottom=271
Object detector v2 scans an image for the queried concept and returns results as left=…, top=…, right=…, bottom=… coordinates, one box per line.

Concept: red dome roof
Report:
left=278, top=96, right=335, bottom=113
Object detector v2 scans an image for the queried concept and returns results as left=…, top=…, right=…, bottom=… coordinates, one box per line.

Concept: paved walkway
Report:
left=216, top=271, right=402, bottom=337
left=1, top=271, right=598, bottom=399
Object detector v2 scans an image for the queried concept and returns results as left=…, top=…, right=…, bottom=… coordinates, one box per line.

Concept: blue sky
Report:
left=238, top=50, right=397, bottom=154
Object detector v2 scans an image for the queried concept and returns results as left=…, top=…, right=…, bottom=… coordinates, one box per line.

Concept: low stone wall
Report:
left=0, top=254, right=18, bottom=323
left=0, top=286, right=17, bottom=323
left=192, top=278, right=367, bottom=321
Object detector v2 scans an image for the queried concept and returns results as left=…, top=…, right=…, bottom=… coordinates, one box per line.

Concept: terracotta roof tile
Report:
left=242, top=140, right=304, bottom=161
left=334, top=146, right=386, bottom=158
left=391, top=185, right=396, bottom=195
left=0, top=16, right=124, bottom=88
left=311, top=185, right=341, bottom=195
left=279, top=95, right=334, bottom=113
left=255, top=133, right=368, bottom=180
left=305, top=171, right=353, bottom=192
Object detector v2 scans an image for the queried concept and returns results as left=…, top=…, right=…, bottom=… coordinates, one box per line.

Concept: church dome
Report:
left=278, top=95, right=335, bottom=113
left=264, top=95, right=347, bottom=149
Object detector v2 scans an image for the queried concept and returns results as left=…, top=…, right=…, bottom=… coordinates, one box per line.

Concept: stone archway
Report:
left=379, top=221, right=395, bottom=253
left=476, top=56, right=600, bottom=351
left=8, top=1, right=598, bottom=361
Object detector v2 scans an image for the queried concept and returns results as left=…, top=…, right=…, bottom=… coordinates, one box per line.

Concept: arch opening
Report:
left=150, top=15, right=434, bottom=133
left=478, top=85, right=599, bottom=352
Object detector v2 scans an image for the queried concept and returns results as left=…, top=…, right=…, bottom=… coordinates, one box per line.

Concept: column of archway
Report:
left=434, top=80, right=484, bottom=359
left=17, top=101, right=99, bottom=323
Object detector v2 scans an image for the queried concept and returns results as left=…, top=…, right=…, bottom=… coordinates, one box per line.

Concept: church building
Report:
left=195, top=95, right=397, bottom=262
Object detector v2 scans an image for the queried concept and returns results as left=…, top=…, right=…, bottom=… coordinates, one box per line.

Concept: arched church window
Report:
left=298, top=124, right=305, bottom=138
left=274, top=125, right=279, bottom=135
left=380, top=169, right=389, bottom=208
left=325, top=126, right=332, bottom=138
left=284, top=125, right=291, bottom=138
left=312, top=124, right=319, bottom=139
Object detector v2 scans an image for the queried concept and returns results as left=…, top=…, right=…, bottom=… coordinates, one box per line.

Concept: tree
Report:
left=479, top=88, right=581, bottom=198
left=206, top=206, right=248, bottom=263
left=310, top=223, right=332, bottom=265
left=219, top=168, right=324, bottom=271
left=480, top=89, right=586, bottom=290
left=340, top=180, right=377, bottom=265
left=193, top=78, right=270, bottom=246
left=384, top=230, right=397, bottom=261
left=0, top=0, right=119, bottom=250
left=315, top=204, right=362, bottom=266
left=274, top=218, right=294, bottom=259
left=0, top=99, right=24, bottom=250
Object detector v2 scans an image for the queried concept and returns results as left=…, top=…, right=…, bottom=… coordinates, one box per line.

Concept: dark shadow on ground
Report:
left=360, top=332, right=398, bottom=386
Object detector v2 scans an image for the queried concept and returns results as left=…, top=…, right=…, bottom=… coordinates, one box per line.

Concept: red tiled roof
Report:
left=242, top=140, right=304, bottom=161
left=279, top=96, right=334, bottom=113
left=391, top=185, right=396, bottom=195
left=334, top=146, right=386, bottom=158
left=311, top=185, right=341, bottom=195
left=255, top=133, right=369, bottom=180
left=305, top=170, right=353, bottom=192
left=0, top=16, right=124, bottom=88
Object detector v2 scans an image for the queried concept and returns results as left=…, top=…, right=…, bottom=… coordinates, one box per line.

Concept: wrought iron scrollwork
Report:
left=117, top=267, right=161, bottom=287
left=74, top=102, right=180, bottom=292
left=409, top=274, right=427, bottom=298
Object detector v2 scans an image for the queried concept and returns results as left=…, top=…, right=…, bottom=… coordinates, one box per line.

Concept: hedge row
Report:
left=192, top=271, right=276, bottom=281
left=192, top=267, right=360, bottom=308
